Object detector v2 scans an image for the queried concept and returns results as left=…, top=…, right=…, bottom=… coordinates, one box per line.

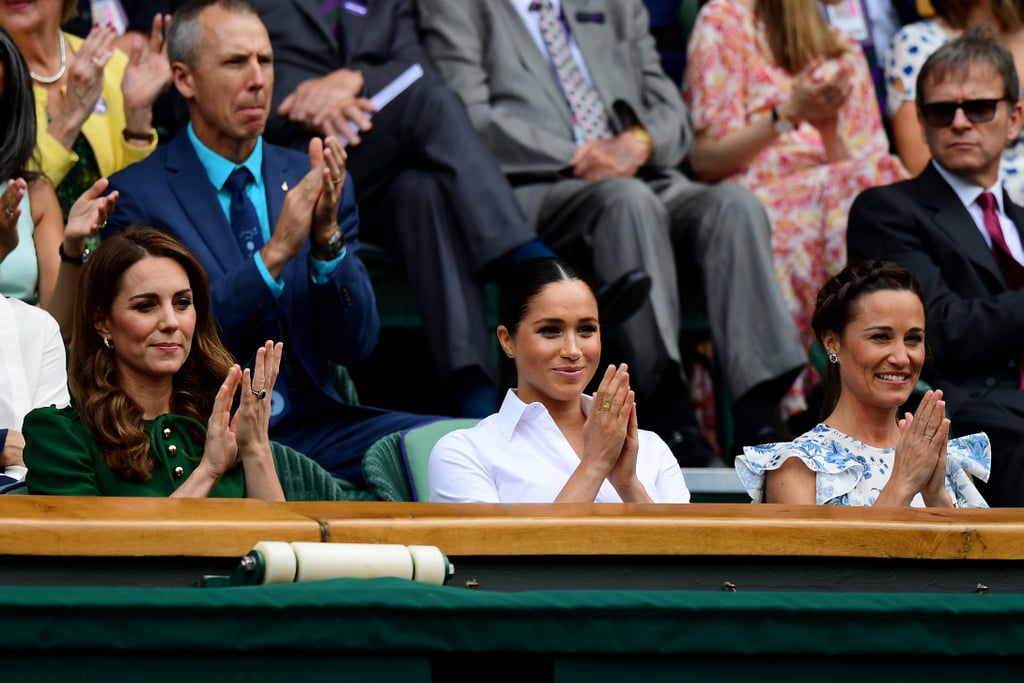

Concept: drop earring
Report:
left=103, top=337, right=113, bottom=349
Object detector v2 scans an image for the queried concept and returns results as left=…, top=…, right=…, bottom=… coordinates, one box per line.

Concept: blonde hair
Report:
left=756, top=0, right=847, bottom=74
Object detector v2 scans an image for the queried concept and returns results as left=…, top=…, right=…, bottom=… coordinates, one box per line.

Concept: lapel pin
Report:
left=281, top=181, right=288, bottom=191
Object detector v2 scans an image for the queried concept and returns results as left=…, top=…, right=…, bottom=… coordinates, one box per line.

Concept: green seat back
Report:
left=363, top=419, right=479, bottom=502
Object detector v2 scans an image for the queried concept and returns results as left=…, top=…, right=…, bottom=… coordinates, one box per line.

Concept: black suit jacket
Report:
left=847, top=162, right=1024, bottom=410
left=253, top=0, right=437, bottom=149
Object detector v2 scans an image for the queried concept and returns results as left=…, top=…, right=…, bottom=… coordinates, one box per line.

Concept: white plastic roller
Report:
left=292, top=542, right=415, bottom=582
left=252, top=540, right=297, bottom=585
left=235, top=541, right=453, bottom=587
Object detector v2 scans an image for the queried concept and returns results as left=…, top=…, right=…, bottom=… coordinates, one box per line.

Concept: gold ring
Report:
left=331, top=178, right=342, bottom=186
left=601, top=401, right=612, bottom=411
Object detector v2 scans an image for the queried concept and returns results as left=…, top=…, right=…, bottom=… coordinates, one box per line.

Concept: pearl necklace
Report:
left=29, top=32, right=67, bottom=84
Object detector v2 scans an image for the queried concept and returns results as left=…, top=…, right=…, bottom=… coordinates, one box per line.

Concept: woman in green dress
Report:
left=23, top=226, right=285, bottom=499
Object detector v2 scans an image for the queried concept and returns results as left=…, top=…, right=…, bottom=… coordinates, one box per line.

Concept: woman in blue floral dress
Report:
left=735, top=260, right=990, bottom=507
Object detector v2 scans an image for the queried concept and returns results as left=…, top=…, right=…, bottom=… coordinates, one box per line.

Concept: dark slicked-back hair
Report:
left=0, top=26, right=39, bottom=183
left=916, top=23, right=1020, bottom=111
left=496, top=258, right=595, bottom=405
left=812, top=259, right=926, bottom=419
left=70, top=226, right=235, bottom=482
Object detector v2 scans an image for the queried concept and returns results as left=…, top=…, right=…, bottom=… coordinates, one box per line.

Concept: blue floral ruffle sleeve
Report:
left=734, top=424, right=990, bottom=507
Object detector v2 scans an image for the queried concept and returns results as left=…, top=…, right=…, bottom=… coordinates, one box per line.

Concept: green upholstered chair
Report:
left=363, top=418, right=479, bottom=502
left=271, top=441, right=376, bottom=501
left=4, top=442, right=374, bottom=500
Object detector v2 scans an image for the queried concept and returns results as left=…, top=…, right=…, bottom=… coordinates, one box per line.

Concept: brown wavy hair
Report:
left=756, top=0, right=847, bottom=74
left=69, top=226, right=235, bottom=481
left=811, top=259, right=927, bottom=420
left=931, top=0, right=1023, bottom=32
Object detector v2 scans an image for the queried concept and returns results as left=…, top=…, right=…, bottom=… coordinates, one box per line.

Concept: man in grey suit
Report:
left=419, top=0, right=805, bottom=460
left=848, top=26, right=1024, bottom=505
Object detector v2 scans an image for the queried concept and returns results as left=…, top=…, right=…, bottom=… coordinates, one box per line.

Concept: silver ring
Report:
left=91, top=56, right=104, bottom=67
left=3, top=208, right=13, bottom=218
left=251, top=388, right=267, bottom=400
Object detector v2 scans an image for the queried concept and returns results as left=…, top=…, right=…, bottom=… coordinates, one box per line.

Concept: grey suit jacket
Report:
left=418, top=0, right=690, bottom=182
left=848, top=162, right=1024, bottom=409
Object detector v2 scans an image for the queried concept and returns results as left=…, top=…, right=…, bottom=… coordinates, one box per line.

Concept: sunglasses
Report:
left=920, top=98, right=1009, bottom=127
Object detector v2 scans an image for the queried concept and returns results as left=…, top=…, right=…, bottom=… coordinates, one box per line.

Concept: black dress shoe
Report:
left=595, top=269, right=652, bottom=328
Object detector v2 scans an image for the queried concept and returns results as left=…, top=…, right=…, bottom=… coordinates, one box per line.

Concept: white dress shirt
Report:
left=429, top=389, right=691, bottom=503
left=0, top=295, right=70, bottom=480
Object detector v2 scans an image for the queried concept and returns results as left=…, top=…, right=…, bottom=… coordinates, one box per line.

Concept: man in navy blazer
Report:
left=105, top=0, right=438, bottom=486
left=848, top=27, right=1024, bottom=506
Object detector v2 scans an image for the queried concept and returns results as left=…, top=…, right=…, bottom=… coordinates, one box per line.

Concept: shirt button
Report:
left=986, top=377, right=997, bottom=387
left=163, top=428, right=172, bottom=438
left=167, top=444, right=178, bottom=456
left=173, top=466, right=184, bottom=478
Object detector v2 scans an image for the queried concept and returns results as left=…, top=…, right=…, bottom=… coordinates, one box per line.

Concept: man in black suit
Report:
left=847, top=25, right=1024, bottom=506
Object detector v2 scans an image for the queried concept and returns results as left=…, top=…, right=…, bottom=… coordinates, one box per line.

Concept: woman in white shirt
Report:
left=429, top=259, right=690, bottom=504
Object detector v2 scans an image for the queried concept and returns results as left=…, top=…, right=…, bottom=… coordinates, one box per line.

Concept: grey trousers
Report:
left=516, top=170, right=805, bottom=404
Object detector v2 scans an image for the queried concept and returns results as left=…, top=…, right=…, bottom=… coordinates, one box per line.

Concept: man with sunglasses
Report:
left=848, top=24, right=1024, bottom=507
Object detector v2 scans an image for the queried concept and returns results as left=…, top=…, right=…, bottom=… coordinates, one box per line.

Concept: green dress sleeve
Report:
left=23, top=406, right=102, bottom=496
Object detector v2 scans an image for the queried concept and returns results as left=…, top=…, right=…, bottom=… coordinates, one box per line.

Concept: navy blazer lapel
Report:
left=164, top=134, right=238, bottom=275
left=261, top=145, right=293, bottom=228
left=497, top=1, right=575, bottom=131
left=914, top=164, right=1005, bottom=285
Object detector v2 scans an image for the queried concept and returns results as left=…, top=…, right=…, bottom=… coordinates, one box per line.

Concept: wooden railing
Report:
left=3, top=495, right=1024, bottom=560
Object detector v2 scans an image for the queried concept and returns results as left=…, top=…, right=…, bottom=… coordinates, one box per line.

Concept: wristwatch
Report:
left=59, top=242, right=90, bottom=265
left=311, top=228, right=345, bottom=261
left=771, top=106, right=795, bottom=134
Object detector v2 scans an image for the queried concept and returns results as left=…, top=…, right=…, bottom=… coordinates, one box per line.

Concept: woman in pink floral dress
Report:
left=683, top=0, right=908, bottom=413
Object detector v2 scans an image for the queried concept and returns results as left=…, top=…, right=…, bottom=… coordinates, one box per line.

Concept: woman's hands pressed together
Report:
left=575, top=363, right=651, bottom=503
left=880, top=389, right=953, bottom=506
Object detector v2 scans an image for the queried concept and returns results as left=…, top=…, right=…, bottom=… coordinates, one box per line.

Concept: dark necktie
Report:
left=978, top=192, right=1024, bottom=289
left=224, top=167, right=263, bottom=258
left=978, top=191, right=1024, bottom=388
left=531, top=0, right=611, bottom=142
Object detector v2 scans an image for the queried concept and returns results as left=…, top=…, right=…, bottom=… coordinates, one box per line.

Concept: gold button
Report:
left=167, top=444, right=178, bottom=456
left=173, top=466, right=184, bottom=478
left=163, top=428, right=171, bottom=438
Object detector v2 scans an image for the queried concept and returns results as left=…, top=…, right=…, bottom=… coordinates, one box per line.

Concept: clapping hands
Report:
left=0, top=179, right=27, bottom=261
left=582, top=363, right=646, bottom=498
left=893, top=389, right=952, bottom=506
left=203, top=341, right=284, bottom=477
